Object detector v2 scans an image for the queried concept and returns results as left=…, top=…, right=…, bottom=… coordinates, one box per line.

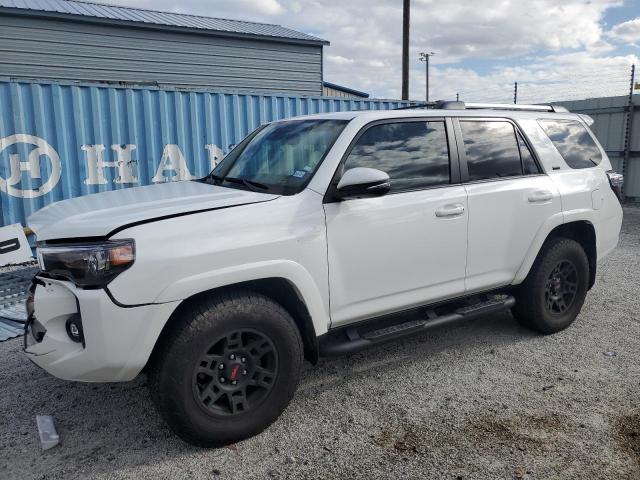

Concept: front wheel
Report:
left=512, top=237, right=589, bottom=334
left=148, top=290, right=303, bottom=447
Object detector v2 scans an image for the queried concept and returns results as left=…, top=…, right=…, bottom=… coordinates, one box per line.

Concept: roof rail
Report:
left=394, top=101, right=569, bottom=113
left=465, top=103, right=569, bottom=113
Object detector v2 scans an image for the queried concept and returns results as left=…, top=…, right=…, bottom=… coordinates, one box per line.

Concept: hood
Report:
left=28, top=181, right=279, bottom=241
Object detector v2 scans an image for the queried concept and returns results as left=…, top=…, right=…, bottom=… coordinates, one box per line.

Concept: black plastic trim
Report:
left=445, top=117, right=462, bottom=184
left=319, top=293, right=515, bottom=357
left=327, top=286, right=511, bottom=334
left=103, top=286, right=158, bottom=308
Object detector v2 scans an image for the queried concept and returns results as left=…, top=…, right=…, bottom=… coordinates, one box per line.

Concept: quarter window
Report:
left=343, top=121, right=450, bottom=192
left=538, top=119, right=602, bottom=169
left=460, top=121, right=522, bottom=181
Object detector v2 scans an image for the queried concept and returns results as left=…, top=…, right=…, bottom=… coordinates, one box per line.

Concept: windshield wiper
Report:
left=201, top=173, right=224, bottom=185
left=202, top=173, right=270, bottom=192
left=223, top=176, right=270, bottom=192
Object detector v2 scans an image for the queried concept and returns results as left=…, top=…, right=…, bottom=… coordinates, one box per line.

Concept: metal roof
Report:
left=0, top=264, right=37, bottom=342
left=0, top=318, right=24, bottom=342
left=0, top=0, right=328, bottom=45
left=323, top=82, right=370, bottom=98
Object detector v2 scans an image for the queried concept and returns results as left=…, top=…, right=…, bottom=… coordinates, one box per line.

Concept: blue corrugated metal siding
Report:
left=0, top=80, right=410, bottom=227
left=0, top=0, right=327, bottom=43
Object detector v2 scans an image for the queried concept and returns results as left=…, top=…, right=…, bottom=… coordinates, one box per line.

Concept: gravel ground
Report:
left=1, top=207, right=639, bottom=480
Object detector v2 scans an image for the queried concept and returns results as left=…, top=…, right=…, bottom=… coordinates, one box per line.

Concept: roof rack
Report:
left=395, top=101, right=569, bottom=113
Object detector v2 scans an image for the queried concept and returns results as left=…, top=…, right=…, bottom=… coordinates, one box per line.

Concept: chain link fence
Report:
left=448, top=64, right=639, bottom=200
left=453, top=66, right=634, bottom=105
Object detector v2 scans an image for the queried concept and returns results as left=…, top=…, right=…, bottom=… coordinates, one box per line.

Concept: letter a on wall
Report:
left=152, top=145, right=196, bottom=183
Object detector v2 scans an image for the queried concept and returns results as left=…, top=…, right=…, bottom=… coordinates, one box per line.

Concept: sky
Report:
left=103, top=0, right=640, bottom=102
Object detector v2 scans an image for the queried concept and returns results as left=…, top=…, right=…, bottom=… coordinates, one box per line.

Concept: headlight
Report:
left=37, top=239, right=135, bottom=288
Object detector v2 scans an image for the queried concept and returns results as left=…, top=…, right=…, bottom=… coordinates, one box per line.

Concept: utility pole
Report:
left=401, top=0, right=410, bottom=100
left=419, top=52, right=435, bottom=102
left=513, top=82, right=518, bottom=104
left=456, top=92, right=459, bottom=101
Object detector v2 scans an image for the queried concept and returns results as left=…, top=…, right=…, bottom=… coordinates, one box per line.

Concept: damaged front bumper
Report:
left=23, top=276, right=179, bottom=382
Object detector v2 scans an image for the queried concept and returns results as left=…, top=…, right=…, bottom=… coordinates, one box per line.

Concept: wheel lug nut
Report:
left=220, top=377, right=226, bottom=383
left=241, top=356, right=246, bottom=363
left=218, top=363, right=225, bottom=370
left=242, top=369, right=247, bottom=375
left=231, top=380, right=237, bottom=385
left=229, top=354, right=236, bottom=360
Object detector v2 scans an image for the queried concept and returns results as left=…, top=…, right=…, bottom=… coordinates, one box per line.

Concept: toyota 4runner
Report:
left=24, top=102, right=623, bottom=447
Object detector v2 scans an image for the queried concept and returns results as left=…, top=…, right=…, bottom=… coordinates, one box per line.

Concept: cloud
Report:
left=326, top=55, right=356, bottom=65
left=98, top=0, right=634, bottom=101
left=438, top=51, right=637, bottom=103
left=241, top=0, right=285, bottom=15
left=609, top=17, right=640, bottom=43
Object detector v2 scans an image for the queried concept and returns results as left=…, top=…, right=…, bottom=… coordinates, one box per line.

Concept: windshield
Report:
left=205, top=119, right=348, bottom=195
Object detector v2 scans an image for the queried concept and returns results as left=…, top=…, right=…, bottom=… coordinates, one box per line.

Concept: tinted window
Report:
left=460, top=121, right=522, bottom=181
left=538, top=119, right=602, bottom=169
left=343, top=121, right=450, bottom=191
left=518, top=133, right=539, bottom=175
left=211, top=119, right=347, bottom=195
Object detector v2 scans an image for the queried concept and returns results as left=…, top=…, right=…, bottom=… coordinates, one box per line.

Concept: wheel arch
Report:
left=516, top=220, right=597, bottom=289
left=147, top=278, right=320, bottom=370
left=545, top=221, right=597, bottom=289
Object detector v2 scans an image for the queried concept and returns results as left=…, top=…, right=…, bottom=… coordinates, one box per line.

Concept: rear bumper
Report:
left=596, top=199, right=623, bottom=262
left=24, top=277, right=179, bottom=382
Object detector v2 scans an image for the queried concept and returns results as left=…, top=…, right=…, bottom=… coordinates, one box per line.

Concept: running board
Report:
left=319, top=294, right=515, bottom=357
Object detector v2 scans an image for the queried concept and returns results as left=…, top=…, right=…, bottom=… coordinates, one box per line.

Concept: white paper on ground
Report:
left=36, top=415, right=60, bottom=451
left=0, top=224, right=32, bottom=267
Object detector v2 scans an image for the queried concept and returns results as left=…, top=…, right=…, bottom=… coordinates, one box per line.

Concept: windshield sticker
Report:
left=292, top=170, right=307, bottom=178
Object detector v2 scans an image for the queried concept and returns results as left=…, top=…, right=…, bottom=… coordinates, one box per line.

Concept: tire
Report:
left=148, top=290, right=303, bottom=447
left=512, top=237, right=589, bottom=334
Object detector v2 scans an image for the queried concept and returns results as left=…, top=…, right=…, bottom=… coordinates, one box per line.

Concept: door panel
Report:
left=464, top=177, right=561, bottom=292
left=324, top=186, right=468, bottom=326
left=454, top=117, right=563, bottom=292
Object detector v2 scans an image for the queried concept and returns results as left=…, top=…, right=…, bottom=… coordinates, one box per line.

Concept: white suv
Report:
left=24, top=102, right=623, bottom=447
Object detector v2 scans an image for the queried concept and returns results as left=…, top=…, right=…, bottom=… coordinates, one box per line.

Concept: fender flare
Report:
left=153, top=259, right=330, bottom=337
left=513, top=209, right=596, bottom=284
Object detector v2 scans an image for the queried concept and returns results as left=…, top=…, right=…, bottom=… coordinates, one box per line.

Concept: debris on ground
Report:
left=36, top=415, right=60, bottom=451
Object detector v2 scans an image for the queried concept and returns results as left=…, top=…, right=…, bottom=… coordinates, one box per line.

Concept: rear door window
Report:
left=537, top=119, right=602, bottom=169
left=459, top=121, right=523, bottom=181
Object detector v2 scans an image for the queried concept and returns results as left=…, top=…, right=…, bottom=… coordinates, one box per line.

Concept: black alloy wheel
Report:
left=193, top=329, right=278, bottom=416
left=544, top=260, right=578, bottom=315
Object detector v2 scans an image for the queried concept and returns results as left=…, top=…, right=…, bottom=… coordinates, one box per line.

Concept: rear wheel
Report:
left=512, top=237, right=589, bottom=334
left=148, top=290, right=303, bottom=447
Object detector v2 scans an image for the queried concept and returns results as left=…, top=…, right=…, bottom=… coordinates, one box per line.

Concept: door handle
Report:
left=528, top=190, right=553, bottom=203
left=435, top=203, right=465, bottom=218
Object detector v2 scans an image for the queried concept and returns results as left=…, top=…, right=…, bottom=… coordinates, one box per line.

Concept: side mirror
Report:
left=336, top=167, right=391, bottom=200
